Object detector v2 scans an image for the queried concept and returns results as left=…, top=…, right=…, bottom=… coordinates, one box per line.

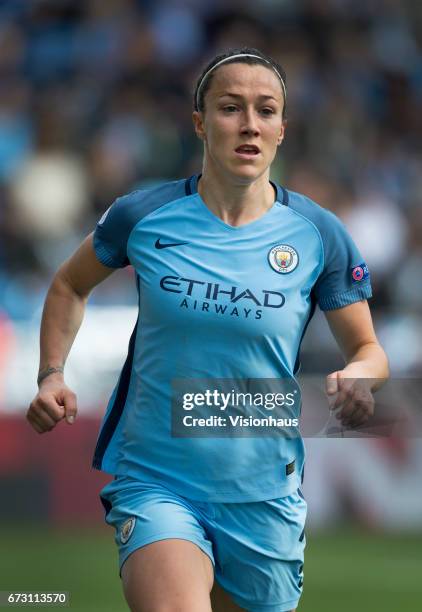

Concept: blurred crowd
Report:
left=0, top=0, right=421, bottom=373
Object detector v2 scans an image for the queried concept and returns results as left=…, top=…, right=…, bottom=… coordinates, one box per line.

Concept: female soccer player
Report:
left=27, top=48, right=389, bottom=612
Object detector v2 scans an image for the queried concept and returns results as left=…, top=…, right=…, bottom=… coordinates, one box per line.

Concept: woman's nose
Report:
left=240, top=110, right=260, bottom=136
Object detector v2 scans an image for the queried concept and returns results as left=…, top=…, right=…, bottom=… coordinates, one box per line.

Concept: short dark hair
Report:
left=193, top=47, right=287, bottom=119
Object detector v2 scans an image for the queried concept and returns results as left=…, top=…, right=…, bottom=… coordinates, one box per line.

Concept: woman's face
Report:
left=193, top=62, right=285, bottom=183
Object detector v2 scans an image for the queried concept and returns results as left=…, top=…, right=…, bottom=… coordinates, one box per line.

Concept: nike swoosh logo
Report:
left=155, top=238, right=189, bottom=249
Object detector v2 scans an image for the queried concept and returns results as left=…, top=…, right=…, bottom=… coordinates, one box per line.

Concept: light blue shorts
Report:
left=100, top=476, right=306, bottom=612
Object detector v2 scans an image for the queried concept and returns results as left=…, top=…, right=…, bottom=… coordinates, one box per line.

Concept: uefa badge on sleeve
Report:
left=120, top=517, right=136, bottom=544
left=268, top=244, right=299, bottom=274
left=351, top=262, right=370, bottom=283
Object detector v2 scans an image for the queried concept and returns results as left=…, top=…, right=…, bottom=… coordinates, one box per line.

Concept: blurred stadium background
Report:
left=0, top=0, right=421, bottom=610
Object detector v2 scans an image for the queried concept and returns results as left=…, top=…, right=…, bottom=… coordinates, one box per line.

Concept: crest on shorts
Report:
left=268, top=245, right=299, bottom=274
left=120, top=517, right=136, bottom=544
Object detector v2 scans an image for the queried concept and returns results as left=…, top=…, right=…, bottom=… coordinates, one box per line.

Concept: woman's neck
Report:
left=197, top=167, right=276, bottom=227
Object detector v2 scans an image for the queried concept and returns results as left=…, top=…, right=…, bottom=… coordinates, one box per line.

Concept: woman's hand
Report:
left=27, top=374, right=77, bottom=433
left=325, top=369, right=375, bottom=428
left=324, top=301, right=389, bottom=428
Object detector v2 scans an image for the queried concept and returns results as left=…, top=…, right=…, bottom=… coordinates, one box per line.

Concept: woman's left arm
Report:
left=324, top=300, right=389, bottom=427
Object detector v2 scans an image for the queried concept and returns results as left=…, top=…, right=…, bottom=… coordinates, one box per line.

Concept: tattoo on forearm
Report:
left=37, top=365, right=64, bottom=386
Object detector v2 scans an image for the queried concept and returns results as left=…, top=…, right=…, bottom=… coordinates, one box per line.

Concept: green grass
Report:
left=1, top=526, right=421, bottom=611
left=301, top=529, right=422, bottom=612
left=0, top=526, right=125, bottom=611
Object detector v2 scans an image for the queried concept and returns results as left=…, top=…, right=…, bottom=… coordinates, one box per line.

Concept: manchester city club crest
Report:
left=120, top=517, right=136, bottom=544
left=268, top=245, right=299, bottom=274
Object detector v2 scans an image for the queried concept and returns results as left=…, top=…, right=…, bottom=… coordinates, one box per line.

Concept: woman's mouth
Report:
left=234, top=144, right=260, bottom=158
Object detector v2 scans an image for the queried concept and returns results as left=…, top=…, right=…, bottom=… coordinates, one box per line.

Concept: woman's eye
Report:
left=223, top=105, right=238, bottom=113
left=261, top=108, right=275, bottom=116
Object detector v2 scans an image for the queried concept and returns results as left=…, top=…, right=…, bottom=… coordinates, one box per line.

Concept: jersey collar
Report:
left=185, top=174, right=288, bottom=206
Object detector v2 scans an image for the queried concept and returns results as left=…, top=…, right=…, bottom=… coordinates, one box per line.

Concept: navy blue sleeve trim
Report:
left=93, top=232, right=129, bottom=268
left=318, top=284, right=372, bottom=310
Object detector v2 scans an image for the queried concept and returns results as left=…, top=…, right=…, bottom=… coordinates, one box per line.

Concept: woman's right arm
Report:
left=27, top=233, right=115, bottom=433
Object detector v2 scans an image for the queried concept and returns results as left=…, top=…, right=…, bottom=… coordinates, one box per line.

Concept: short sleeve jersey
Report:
left=92, top=175, right=372, bottom=502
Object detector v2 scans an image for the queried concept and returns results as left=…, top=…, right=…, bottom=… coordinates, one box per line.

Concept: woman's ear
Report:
left=277, top=122, right=286, bottom=145
left=192, top=111, right=206, bottom=141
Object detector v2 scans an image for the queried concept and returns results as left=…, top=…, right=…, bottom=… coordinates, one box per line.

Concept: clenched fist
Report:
left=27, top=375, right=77, bottom=433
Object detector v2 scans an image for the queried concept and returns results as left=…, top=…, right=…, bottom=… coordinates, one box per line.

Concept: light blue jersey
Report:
left=92, top=174, right=371, bottom=502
